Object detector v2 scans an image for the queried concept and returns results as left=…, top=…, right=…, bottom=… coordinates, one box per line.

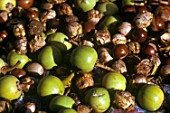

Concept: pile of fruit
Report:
left=0, top=0, right=170, bottom=113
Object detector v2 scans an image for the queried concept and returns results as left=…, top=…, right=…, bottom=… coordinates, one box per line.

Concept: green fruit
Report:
left=37, top=75, right=64, bottom=96
left=7, top=50, right=30, bottom=69
left=0, top=0, right=16, bottom=12
left=49, top=95, right=75, bottom=112
left=0, top=58, right=5, bottom=69
left=58, top=108, right=77, bottom=113
left=0, top=75, right=22, bottom=101
left=122, top=0, right=134, bottom=7
left=85, top=87, right=110, bottom=113
left=47, top=32, right=72, bottom=50
left=96, top=2, right=119, bottom=16
left=99, top=15, right=120, bottom=33
left=74, top=0, right=96, bottom=12
left=137, top=84, right=164, bottom=111
left=102, top=72, right=126, bottom=91
left=38, top=45, right=62, bottom=70
left=70, top=45, right=98, bottom=72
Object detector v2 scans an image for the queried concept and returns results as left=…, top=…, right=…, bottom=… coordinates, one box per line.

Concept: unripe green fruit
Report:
left=38, top=45, right=62, bottom=70
left=74, top=0, right=96, bottom=12
left=0, top=58, right=5, bottom=69
left=96, top=2, right=119, bottom=16
left=122, top=0, right=134, bottom=7
left=58, top=108, right=77, bottom=113
left=138, top=84, right=164, bottom=111
left=70, top=46, right=98, bottom=72
left=102, top=72, right=126, bottom=91
left=37, top=75, right=64, bottom=97
left=0, top=0, right=16, bottom=12
left=85, top=87, right=110, bottom=113
left=7, top=50, right=30, bottom=69
left=49, top=95, right=75, bottom=112
left=47, top=32, right=72, bottom=50
left=99, top=15, right=120, bottom=33
left=0, top=75, right=22, bottom=101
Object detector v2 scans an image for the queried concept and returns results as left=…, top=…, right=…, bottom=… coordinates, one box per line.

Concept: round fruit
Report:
left=137, top=84, right=164, bottom=111
left=47, top=32, right=72, bottom=50
left=85, top=87, right=110, bottom=113
left=74, top=0, right=96, bottom=12
left=0, top=58, right=5, bottom=69
left=70, top=45, right=98, bottom=72
left=38, top=45, right=62, bottom=70
left=0, top=0, right=16, bottom=12
left=99, top=15, right=119, bottom=32
left=58, top=108, right=77, bottom=113
left=0, top=75, right=22, bottom=101
left=17, top=0, right=34, bottom=9
left=96, top=2, right=119, bottom=16
left=49, top=95, right=75, bottom=112
left=102, top=72, right=126, bottom=91
left=37, top=75, right=64, bottom=96
left=7, top=50, right=30, bottom=69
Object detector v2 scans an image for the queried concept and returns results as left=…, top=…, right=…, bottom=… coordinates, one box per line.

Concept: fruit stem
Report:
left=151, top=65, right=158, bottom=75
left=159, top=45, right=170, bottom=51
left=62, top=73, right=75, bottom=87
left=95, top=63, right=116, bottom=72
left=69, top=39, right=79, bottom=46
left=19, top=80, right=34, bottom=88
left=1, top=61, right=21, bottom=75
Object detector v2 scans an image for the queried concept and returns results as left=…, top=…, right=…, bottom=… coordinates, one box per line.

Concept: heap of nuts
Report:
left=0, top=0, right=170, bottom=113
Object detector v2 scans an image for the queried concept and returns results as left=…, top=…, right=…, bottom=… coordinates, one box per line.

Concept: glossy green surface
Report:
left=37, top=75, right=65, bottom=96
left=49, top=95, right=75, bottom=112
left=138, top=84, right=164, bottom=111
left=102, top=72, right=126, bottom=91
left=85, top=87, right=110, bottom=113
left=7, top=50, right=30, bottom=69
left=38, top=45, right=62, bottom=70
left=70, top=45, right=98, bottom=72
left=0, top=75, right=22, bottom=101
left=74, top=0, right=96, bottom=12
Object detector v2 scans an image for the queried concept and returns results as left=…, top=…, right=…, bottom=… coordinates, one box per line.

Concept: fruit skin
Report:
left=58, top=108, right=77, bottom=113
left=137, top=84, right=164, bottom=111
left=0, top=75, right=22, bottom=101
left=70, top=45, right=98, bottom=72
left=37, top=75, right=64, bottom=97
left=7, top=50, right=30, bottom=69
left=17, top=0, right=34, bottom=9
left=102, top=72, right=126, bottom=91
left=49, top=95, right=75, bottom=112
left=85, top=87, right=110, bottom=113
left=74, top=0, right=96, bottom=12
left=0, top=0, right=16, bottom=12
left=96, top=2, right=119, bottom=16
left=0, top=58, right=5, bottom=69
left=47, top=32, right=72, bottom=51
left=38, top=45, right=62, bottom=70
